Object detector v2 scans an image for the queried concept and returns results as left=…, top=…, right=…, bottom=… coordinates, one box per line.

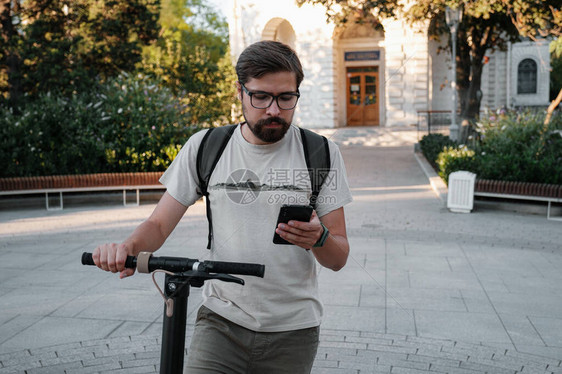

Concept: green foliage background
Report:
left=0, top=74, right=201, bottom=177
left=0, top=0, right=238, bottom=177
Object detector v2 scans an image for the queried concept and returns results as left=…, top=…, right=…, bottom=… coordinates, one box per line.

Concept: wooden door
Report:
left=346, top=67, right=379, bottom=126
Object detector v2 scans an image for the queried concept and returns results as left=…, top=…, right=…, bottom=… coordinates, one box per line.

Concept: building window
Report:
left=517, top=59, right=537, bottom=94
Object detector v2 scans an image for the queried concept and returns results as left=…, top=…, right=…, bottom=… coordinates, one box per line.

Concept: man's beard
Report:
left=242, top=101, right=292, bottom=143
left=246, top=116, right=291, bottom=143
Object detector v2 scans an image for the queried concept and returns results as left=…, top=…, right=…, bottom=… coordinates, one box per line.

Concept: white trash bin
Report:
left=447, top=171, right=476, bottom=213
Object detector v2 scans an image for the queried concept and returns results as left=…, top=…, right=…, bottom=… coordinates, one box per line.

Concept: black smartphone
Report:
left=273, top=204, right=313, bottom=245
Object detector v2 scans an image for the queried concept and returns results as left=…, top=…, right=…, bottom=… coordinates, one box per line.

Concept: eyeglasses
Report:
left=240, top=83, right=300, bottom=110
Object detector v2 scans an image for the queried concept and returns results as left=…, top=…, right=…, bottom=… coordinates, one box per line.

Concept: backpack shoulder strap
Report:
left=299, top=127, right=331, bottom=211
left=197, top=124, right=238, bottom=195
left=196, top=124, right=237, bottom=248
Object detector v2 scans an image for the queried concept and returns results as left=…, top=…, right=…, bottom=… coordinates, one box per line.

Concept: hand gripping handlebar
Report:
left=81, top=252, right=265, bottom=278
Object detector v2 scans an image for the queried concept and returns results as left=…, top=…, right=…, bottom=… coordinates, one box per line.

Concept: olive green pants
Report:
left=184, top=306, right=319, bottom=374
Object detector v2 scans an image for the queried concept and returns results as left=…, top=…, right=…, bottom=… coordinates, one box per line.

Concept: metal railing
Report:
left=416, top=110, right=452, bottom=139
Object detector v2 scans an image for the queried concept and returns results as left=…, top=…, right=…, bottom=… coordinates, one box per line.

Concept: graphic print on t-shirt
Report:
left=210, top=168, right=307, bottom=205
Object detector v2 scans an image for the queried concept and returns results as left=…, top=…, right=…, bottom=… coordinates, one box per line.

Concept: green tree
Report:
left=141, top=0, right=237, bottom=126
left=0, top=0, right=24, bottom=109
left=0, top=0, right=160, bottom=110
left=17, top=1, right=87, bottom=98
left=75, top=0, right=160, bottom=81
left=1, top=0, right=236, bottom=125
left=298, top=0, right=562, bottom=123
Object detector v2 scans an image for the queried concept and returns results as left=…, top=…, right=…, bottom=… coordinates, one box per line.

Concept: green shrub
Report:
left=420, top=109, right=562, bottom=185
left=96, top=73, right=200, bottom=172
left=436, top=146, right=478, bottom=185
left=474, top=110, right=562, bottom=184
left=0, top=93, right=106, bottom=176
left=419, top=133, right=456, bottom=168
left=0, top=73, right=203, bottom=177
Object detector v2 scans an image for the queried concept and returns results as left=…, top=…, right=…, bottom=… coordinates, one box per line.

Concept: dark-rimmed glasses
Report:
left=240, top=83, right=300, bottom=110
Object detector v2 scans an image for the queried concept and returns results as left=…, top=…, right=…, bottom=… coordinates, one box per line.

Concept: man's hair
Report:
left=236, top=40, right=304, bottom=88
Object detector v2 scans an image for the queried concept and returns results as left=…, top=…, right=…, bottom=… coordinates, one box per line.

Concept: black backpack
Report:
left=196, top=123, right=331, bottom=249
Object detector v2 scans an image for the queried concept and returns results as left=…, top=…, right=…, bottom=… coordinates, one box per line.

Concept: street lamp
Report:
left=445, top=6, right=462, bottom=142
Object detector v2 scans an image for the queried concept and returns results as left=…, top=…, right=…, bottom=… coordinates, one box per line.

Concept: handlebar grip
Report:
left=202, top=261, right=265, bottom=278
left=81, top=252, right=95, bottom=266
left=81, top=252, right=265, bottom=278
left=81, top=252, right=136, bottom=268
left=124, top=256, right=136, bottom=268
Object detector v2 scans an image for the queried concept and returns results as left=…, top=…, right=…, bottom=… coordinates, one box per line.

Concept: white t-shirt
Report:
left=160, top=124, right=353, bottom=332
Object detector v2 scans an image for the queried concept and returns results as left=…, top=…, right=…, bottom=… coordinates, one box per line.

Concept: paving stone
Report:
left=407, top=354, right=462, bottom=370
left=65, top=361, right=123, bottom=374
left=81, top=356, right=123, bottom=368
left=121, top=357, right=159, bottom=369
left=459, top=360, right=518, bottom=374
left=105, top=366, right=157, bottom=374
left=367, top=343, right=419, bottom=355
left=313, top=359, right=339, bottom=368
left=311, top=368, right=362, bottom=374
left=338, top=360, right=378, bottom=371
left=428, top=366, right=481, bottom=374
left=133, top=351, right=160, bottom=360
left=26, top=361, right=84, bottom=374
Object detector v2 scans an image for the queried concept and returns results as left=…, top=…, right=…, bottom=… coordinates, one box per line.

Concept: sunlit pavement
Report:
left=1, top=127, right=562, bottom=373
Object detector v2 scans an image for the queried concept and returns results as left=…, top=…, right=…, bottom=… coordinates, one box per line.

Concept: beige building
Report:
left=224, top=0, right=551, bottom=129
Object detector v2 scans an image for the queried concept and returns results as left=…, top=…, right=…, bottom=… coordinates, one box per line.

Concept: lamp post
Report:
left=445, top=6, right=462, bottom=142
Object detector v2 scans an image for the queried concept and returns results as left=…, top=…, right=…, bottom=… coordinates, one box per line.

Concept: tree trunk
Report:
left=462, top=57, right=484, bottom=120
left=457, top=27, right=488, bottom=124
left=456, top=29, right=472, bottom=122
left=544, top=88, right=562, bottom=125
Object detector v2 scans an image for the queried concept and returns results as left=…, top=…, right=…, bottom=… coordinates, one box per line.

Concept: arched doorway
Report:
left=262, top=18, right=296, bottom=49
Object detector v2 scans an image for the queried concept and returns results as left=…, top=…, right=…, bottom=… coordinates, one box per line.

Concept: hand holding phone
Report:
left=273, top=205, right=313, bottom=245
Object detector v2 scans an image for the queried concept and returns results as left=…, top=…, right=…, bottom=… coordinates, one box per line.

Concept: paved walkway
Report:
left=1, top=127, right=562, bottom=373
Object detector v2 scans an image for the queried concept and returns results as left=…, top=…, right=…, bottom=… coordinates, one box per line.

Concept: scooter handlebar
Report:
left=81, top=252, right=265, bottom=278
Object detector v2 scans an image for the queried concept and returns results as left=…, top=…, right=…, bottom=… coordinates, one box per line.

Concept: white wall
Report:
left=481, top=49, right=509, bottom=111
left=429, top=37, right=453, bottom=111
left=381, top=18, right=430, bottom=127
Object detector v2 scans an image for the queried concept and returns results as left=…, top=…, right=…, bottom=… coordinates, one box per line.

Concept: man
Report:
left=93, top=40, right=352, bottom=373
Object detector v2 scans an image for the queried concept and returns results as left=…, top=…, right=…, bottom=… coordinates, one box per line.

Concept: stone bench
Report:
left=0, top=172, right=165, bottom=210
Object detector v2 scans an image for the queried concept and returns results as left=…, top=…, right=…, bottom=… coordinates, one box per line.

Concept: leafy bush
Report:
left=95, top=73, right=200, bottom=172
left=419, top=133, right=457, bottom=169
left=0, top=92, right=106, bottom=177
left=0, top=74, right=203, bottom=177
left=474, top=110, right=562, bottom=184
left=436, top=146, right=477, bottom=185
left=418, top=109, right=562, bottom=185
